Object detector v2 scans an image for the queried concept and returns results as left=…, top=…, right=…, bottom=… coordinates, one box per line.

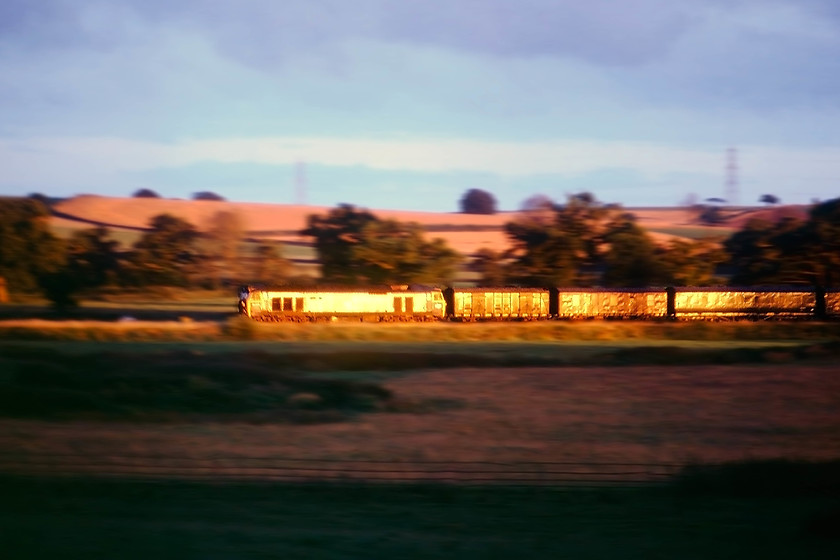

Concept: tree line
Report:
left=1, top=193, right=839, bottom=309
left=0, top=198, right=289, bottom=308
left=475, top=193, right=839, bottom=288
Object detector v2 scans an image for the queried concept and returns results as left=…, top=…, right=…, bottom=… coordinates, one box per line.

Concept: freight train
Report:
left=238, top=285, right=840, bottom=322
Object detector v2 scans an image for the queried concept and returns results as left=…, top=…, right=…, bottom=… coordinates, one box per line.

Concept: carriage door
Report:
left=405, top=297, right=413, bottom=314
left=394, top=297, right=404, bottom=313
left=521, top=293, right=532, bottom=317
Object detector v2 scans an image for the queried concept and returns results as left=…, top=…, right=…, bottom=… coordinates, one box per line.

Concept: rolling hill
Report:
left=48, top=195, right=804, bottom=281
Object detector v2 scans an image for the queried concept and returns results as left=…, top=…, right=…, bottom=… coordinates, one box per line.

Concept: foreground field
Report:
left=2, top=474, right=838, bottom=559
left=2, top=338, right=839, bottom=557
left=2, top=349, right=839, bottom=472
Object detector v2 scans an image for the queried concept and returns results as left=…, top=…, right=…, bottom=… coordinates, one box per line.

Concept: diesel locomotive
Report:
left=238, top=285, right=446, bottom=322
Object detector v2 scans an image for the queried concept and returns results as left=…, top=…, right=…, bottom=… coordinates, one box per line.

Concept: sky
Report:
left=1, top=0, right=839, bottom=212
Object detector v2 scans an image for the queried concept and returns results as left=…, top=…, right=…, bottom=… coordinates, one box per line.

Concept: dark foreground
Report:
left=2, top=471, right=839, bottom=560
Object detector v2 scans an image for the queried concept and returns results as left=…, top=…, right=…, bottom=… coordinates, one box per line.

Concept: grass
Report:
left=1, top=336, right=837, bottom=370
left=3, top=346, right=840, bottom=463
left=0, top=347, right=419, bottom=422
left=3, top=309, right=840, bottom=344
left=224, top=319, right=840, bottom=344
left=2, top=342, right=839, bottom=557
left=0, top=472, right=838, bottom=559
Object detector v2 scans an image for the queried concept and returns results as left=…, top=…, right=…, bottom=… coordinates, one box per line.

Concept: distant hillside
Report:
left=49, top=195, right=803, bottom=257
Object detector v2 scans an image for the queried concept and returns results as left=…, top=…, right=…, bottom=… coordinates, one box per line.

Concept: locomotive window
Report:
left=394, top=297, right=403, bottom=313
left=295, top=297, right=304, bottom=312
left=405, top=297, right=413, bottom=313
left=272, top=298, right=282, bottom=311
left=283, top=297, right=293, bottom=311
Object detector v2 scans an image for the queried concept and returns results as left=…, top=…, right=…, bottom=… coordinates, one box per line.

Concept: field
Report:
left=4, top=187, right=832, bottom=557
left=44, top=195, right=809, bottom=285
left=1, top=315, right=840, bottom=557
left=47, top=195, right=759, bottom=269
left=3, top=474, right=839, bottom=559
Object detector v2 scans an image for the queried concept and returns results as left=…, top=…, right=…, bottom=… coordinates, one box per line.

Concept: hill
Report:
left=47, top=195, right=810, bottom=282
left=49, top=195, right=762, bottom=253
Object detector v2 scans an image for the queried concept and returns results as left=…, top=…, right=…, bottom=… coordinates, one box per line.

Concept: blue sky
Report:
left=1, top=0, right=839, bottom=211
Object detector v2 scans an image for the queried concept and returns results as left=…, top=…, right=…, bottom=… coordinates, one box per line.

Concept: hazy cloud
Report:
left=1, top=0, right=838, bottom=208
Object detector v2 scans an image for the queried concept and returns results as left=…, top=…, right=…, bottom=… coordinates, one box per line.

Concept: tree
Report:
left=600, top=212, right=664, bottom=287
left=124, top=214, right=200, bottom=286
left=250, top=242, right=292, bottom=285
left=520, top=194, right=556, bottom=212
left=505, top=218, right=578, bottom=286
left=459, top=189, right=497, bottom=214
left=658, top=239, right=725, bottom=286
left=0, top=197, right=65, bottom=293
left=193, top=191, right=226, bottom=201
left=505, top=192, right=620, bottom=286
left=782, top=198, right=840, bottom=286
left=470, top=248, right=507, bottom=285
left=64, top=227, right=121, bottom=288
left=302, top=204, right=460, bottom=285
left=351, top=220, right=426, bottom=284
left=201, top=210, right=245, bottom=288
left=416, top=237, right=461, bottom=285
left=27, top=193, right=52, bottom=207
left=724, top=217, right=800, bottom=284
left=37, top=227, right=122, bottom=310
left=723, top=197, right=840, bottom=287
left=132, top=188, right=161, bottom=198
left=302, top=204, right=379, bottom=284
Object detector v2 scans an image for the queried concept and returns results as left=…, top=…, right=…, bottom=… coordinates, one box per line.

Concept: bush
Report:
left=133, top=188, right=161, bottom=198
left=459, top=189, right=497, bottom=214
left=192, top=191, right=226, bottom=201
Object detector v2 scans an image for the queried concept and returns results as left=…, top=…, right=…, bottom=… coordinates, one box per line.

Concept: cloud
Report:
left=0, top=0, right=705, bottom=65
left=1, top=0, right=839, bottom=210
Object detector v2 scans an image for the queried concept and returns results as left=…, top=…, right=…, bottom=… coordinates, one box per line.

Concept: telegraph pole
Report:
left=725, top=147, right=739, bottom=206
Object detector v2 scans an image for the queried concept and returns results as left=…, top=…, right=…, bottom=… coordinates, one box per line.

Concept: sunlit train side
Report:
left=667, top=287, right=817, bottom=320
left=444, top=287, right=550, bottom=321
left=554, top=288, right=669, bottom=319
left=239, top=285, right=445, bottom=322
left=824, top=289, right=840, bottom=319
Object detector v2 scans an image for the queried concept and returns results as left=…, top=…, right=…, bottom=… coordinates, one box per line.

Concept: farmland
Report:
left=46, top=195, right=759, bottom=282
left=2, top=191, right=838, bottom=556
left=1, top=323, right=840, bottom=557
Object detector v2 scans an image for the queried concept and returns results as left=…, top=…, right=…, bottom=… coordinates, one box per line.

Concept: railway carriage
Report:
left=239, top=285, right=445, bottom=322
left=669, top=287, right=817, bottom=320
left=824, top=289, right=840, bottom=319
left=444, top=287, right=550, bottom=321
left=555, top=288, right=669, bottom=319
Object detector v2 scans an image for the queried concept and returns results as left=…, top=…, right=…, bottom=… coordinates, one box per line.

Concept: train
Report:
left=238, top=285, right=446, bottom=322
left=238, top=285, right=840, bottom=322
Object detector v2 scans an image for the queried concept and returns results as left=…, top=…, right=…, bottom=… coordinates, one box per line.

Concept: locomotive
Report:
left=238, top=284, right=445, bottom=322
left=238, top=285, right=840, bottom=322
